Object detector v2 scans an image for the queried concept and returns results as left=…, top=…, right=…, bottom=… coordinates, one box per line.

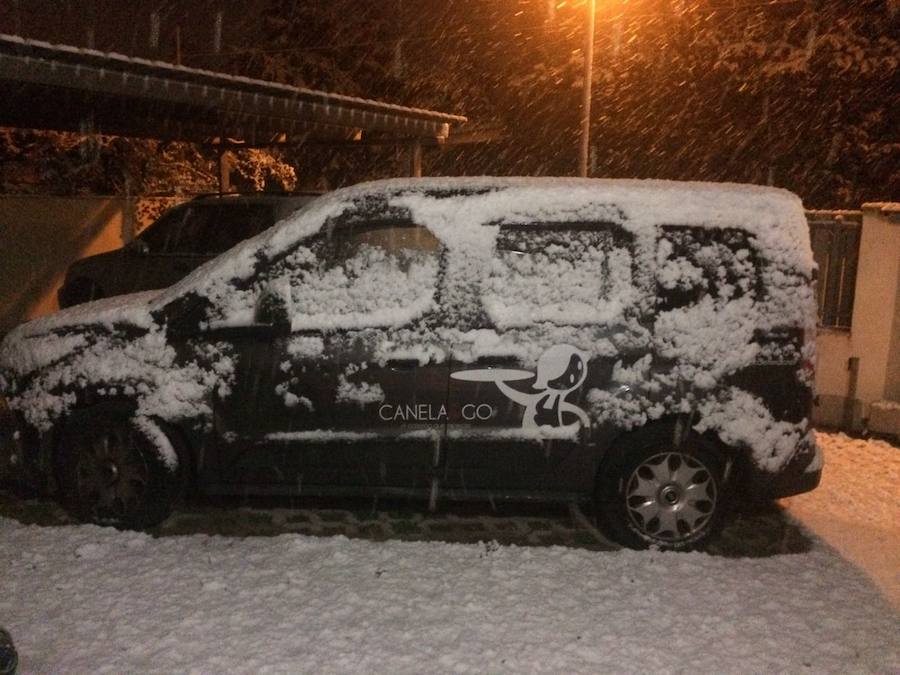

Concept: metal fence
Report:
left=806, top=210, right=862, bottom=329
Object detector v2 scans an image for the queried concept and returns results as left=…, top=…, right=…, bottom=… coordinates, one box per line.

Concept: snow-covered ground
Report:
left=782, top=432, right=900, bottom=609
left=1, top=432, right=898, bottom=674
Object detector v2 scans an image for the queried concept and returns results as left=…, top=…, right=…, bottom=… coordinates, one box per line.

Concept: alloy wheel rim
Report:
left=74, top=427, right=149, bottom=522
left=624, top=451, right=717, bottom=544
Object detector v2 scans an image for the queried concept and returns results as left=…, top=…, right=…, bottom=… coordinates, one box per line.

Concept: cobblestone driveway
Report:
left=0, top=490, right=811, bottom=558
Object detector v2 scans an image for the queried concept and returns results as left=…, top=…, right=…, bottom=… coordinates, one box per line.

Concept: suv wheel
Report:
left=596, top=425, right=726, bottom=550
left=55, top=408, right=182, bottom=529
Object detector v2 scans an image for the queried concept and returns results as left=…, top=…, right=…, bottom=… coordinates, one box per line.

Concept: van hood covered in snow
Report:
left=0, top=290, right=162, bottom=379
left=0, top=283, right=234, bottom=432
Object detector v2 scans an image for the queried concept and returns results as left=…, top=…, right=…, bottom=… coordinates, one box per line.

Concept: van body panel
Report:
left=0, top=178, right=820, bottom=513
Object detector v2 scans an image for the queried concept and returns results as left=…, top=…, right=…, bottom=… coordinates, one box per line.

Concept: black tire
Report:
left=0, top=627, right=17, bottom=675
left=55, top=408, right=182, bottom=529
left=595, top=423, right=727, bottom=551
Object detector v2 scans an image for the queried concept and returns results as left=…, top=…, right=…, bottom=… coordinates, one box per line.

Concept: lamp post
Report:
left=578, top=0, right=596, bottom=177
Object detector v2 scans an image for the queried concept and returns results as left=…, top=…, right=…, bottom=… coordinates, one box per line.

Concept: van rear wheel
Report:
left=596, top=426, right=726, bottom=550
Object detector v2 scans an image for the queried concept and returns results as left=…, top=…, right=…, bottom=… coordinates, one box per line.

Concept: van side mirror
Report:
left=159, top=292, right=213, bottom=335
left=255, top=280, right=292, bottom=331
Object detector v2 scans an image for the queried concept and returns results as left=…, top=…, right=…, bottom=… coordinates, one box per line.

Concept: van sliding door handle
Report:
left=387, top=358, right=419, bottom=371
left=474, top=356, right=519, bottom=366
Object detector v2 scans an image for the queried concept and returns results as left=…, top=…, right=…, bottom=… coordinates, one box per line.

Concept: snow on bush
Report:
left=0, top=178, right=816, bottom=473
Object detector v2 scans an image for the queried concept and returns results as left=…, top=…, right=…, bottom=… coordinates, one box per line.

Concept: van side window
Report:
left=482, top=223, right=635, bottom=328
left=272, top=220, right=441, bottom=330
left=656, top=226, right=758, bottom=310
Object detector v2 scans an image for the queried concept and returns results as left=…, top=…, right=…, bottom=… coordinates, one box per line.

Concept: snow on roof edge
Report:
left=154, top=176, right=813, bottom=310
left=0, top=33, right=467, bottom=124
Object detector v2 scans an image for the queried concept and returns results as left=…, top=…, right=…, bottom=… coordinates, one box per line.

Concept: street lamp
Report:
left=578, top=0, right=596, bottom=177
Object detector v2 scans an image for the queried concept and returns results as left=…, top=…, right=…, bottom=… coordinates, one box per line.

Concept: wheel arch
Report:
left=594, top=414, right=741, bottom=493
left=51, top=400, right=196, bottom=493
left=52, top=400, right=193, bottom=528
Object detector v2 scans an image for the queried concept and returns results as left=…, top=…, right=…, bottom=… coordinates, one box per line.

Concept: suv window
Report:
left=272, top=219, right=441, bottom=330
left=139, top=203, right=276, bottom=255
left=201, top=204, right=275, bottom=253
left=482, top=223, right=634, bottom=328
left=138, top=205, right=191, bottom=253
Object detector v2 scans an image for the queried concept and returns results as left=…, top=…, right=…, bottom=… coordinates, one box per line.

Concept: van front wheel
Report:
left=596, top=428, right=726, bottom=550
left=55, top=409, right=182, bottom=530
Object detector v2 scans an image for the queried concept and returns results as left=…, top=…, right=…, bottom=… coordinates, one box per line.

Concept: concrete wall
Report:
left=814, top=330, right=857, bottom=427
left=0, top=195, right=182, bottom=335
left=813, top=203, right=900, bottom=434
left=0, top=196, right=130, bottom=334
left=884, top=259, right=900, bottom=402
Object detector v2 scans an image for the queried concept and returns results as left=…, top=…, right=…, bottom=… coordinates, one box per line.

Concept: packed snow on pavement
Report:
left=782, top=431, right=900, bottom=609
left=1, top=431, right=898, bottom=674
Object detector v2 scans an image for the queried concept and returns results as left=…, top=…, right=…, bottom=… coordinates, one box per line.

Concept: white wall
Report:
left=814, top=203, right=900, bottom=433
left=0, top=196, right=129, bottom=333
left=0, top=195, right=183, bottom=334
left=814, top=329, right=855, bottom=427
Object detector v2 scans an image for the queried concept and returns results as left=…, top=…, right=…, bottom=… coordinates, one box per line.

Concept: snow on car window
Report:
left=656, top=227, right=759, bottom=310
left=482, top=225, right=635, bottom=328
left=273, top=223, right=439, bottom=331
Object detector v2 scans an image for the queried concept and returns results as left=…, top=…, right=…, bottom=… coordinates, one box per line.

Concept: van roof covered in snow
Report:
left=162, top=177, right=812, bottom=307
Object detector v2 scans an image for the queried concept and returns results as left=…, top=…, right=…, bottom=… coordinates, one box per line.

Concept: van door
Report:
left=214, top=213, right=449, bottom=493
left=444, top=223, right=636, bottom=494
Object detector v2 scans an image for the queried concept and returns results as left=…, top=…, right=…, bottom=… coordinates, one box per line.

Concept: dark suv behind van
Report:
left=0, top=178, right=821, bottom=550
left=57, top=193, right=320, bottom=308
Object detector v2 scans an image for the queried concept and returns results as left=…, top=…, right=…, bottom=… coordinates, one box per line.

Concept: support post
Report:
left=578, top=0, right=595, bottom=178
left=218, top=149, right=232, bottom=194
left=408, top=140, right=422, bottom=178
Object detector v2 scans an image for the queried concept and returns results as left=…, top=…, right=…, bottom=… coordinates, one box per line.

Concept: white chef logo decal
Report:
left=451, top=344, right=590, bottom=428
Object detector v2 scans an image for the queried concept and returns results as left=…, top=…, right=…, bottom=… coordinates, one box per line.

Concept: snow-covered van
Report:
left=0, top=178, right=821, bottom=550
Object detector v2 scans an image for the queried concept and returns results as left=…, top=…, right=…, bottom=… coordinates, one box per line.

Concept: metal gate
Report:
left=806, top=210, right=862, bottom=329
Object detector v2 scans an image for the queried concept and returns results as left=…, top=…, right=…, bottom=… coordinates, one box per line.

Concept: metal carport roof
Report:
left=0, top=33, right=467, bottom=145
